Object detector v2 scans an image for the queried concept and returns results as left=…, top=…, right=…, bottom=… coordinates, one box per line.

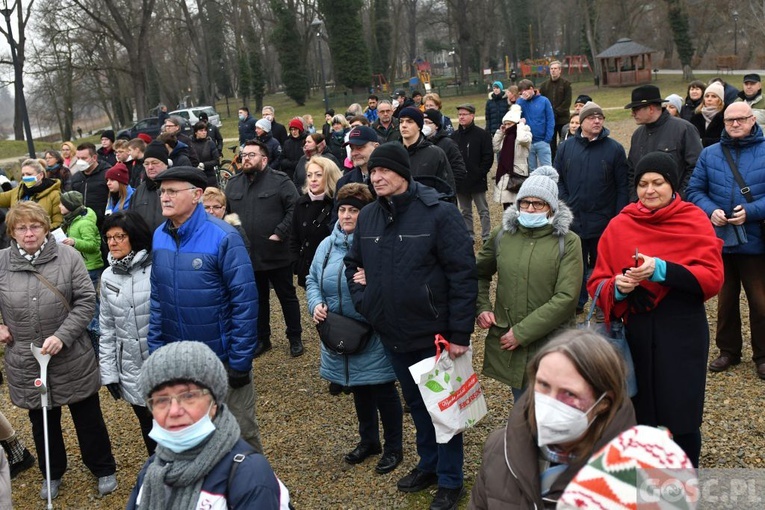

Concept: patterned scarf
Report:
left=109, top=250, right=136, bottom=271
left=18, top=238, right=47, bottom=263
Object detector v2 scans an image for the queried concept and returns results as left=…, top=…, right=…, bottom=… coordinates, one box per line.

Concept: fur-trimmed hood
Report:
left=224, top=212, right=243, bottom=227
left=502, top=201, right=574, bottom=237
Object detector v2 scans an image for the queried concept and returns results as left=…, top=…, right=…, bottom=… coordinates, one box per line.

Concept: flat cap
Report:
left=152, top=166, right=207, bottom=189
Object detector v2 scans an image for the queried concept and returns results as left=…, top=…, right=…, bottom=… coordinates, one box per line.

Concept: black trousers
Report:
left=255, top=265, right=303, bottom=342
left=131, top=404, right=156, bottom=456
left=351, top=382, right=403, bottom=453
left=28, top=393, right=116, bottom=479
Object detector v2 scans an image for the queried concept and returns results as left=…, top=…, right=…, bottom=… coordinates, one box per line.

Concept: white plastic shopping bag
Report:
left=408, top=335, right=488, bottom=443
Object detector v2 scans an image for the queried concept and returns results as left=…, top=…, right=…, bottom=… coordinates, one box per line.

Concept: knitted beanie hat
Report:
left=502, top=104, right=522, bottom=124
left=557, top=425, right=697, bottom=510
left=704, top=82, right=725, bottom=104
left=424, top=108, right=443, bottom=129
left=493, top=80, right=504, bottom=90
left=105, top=162, right=130, bottom=186
left=634, top=151, right=679, bottom=191
left=579, top=102, right=605, bottom=122
left=665, top=94, right=683, bottom=113
left=367, top=143, right=411, bottom=181
left=256, top=118, right=272, bottom=133
left=288, top=118, right=304, bottom=133
left=60, top=191, right=83, bottom=211
left=516, top=166, right=560, bottom=212
left=143, top=140, right=169, bottom=165
left=139, top=341, right=228, bottom=402
left=399, top=107, right=424, bottom=130
left=101, top=130, right=115, bottom=143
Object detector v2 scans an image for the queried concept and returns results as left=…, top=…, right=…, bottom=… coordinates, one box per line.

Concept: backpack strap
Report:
left=227, top=447, right=257, bottom=510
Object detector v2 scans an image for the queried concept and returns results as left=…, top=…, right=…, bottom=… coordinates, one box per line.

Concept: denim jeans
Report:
left=528, top=141, right=552, bottom=171
left=384, top=345, right=463, bottom=489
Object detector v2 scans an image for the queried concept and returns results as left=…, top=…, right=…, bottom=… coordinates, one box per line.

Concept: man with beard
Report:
left=225, top=140, right=303, bottom=358
left=129, top=140, right=169, bottom=231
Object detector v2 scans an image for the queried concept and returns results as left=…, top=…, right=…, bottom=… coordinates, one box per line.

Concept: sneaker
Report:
left=98, top=474, right=118, bottom=496
left=10, top=448, right=35, bottom=479
left=40, top=478, right=62, bottom=500
left=397, top=467, right=437, bottom=493
left=430, top=486, right=465, bottom=510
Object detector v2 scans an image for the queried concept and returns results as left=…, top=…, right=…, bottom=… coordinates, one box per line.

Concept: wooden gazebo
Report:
left=596, top=38, right=656, bottom=87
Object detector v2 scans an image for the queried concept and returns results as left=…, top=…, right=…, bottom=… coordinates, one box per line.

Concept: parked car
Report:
left=169, top=106, right=222, bottom=127
left=116, top=116, right=192, bottom=141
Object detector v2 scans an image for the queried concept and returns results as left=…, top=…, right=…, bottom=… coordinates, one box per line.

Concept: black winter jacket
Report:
left=129, top=178, right=165, bottom=232
left=554, top=128, right=630, bottom=239
left=344, top=180, right=477, bottom=351
left=451, top=122, right=494, bottom=194
left=281, top=134, right=307, bottom=180
left=289, top=194, right=333, bottom=287
left=690, top=110, right=725, bottom=148
left=225, top=168, right=298, bottom=271
left=485, top=92, right=509, bottom=134
left=431, top=130, right=467, bottom=189
left=294, top=150, right=339, bottom=194
left=404, top=136, right=456, bottom=193
left=189, top=137, right=221, bottom=187
left=71, top=161, right=110, bottom=228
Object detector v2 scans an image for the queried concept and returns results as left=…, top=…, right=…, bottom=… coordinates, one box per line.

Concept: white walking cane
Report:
left=31, top=343, right=54, bottom=510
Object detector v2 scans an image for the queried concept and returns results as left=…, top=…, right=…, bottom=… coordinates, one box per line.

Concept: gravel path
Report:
left=4, top=120, right=764, bottom=508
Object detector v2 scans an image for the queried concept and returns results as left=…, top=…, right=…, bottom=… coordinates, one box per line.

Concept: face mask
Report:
left=21, top=175, right=37, bottom=185
left=391, top=99, right=399, bottom=109
left=71, top=160, right=90, bottom=173
left=518, top=211, right=550, bottom=228
left=148, top=403, right=216, bottom=453
left=535, top=391, right=606, bottom=447
left=264, top=114, right=274, bottom=122
left=238, top=114, right=246, bottom=122
left=422, top=125, right=433, bottom=137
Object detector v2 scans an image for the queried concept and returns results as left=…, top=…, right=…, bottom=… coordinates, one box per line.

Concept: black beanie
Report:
left=101, top=130, right=115, bottom=142
left=634, top=151, right=679, bottom=191
left=143, top=140, right=169, bottom=165
left=399, top=107, right=424, bottom=130
left=368, top=143, right=411, bottom=181
left=424, top=108, right=443, bottom=129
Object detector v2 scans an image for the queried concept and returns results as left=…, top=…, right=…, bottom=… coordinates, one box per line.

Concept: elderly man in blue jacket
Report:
left=345, top=143, right=477, bottom=510
left=147, top=166, right=262, bottom=453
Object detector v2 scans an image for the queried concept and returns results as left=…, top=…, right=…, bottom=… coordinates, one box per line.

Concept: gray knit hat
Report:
left=516, top=166, right=560, bottom=212
left=139, top=341, right=228, bottom=402
left=578, top=101, right=604, bottom=122
left=255, top=118, right=271, bottom=133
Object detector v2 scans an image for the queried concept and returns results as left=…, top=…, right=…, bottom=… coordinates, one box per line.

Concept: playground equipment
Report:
left=413, top=58, right=432, bottom=92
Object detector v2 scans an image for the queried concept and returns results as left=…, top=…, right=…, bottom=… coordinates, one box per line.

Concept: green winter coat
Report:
left=64, top=207, right=104, bottom=270
left=476, top=203, right=582, bottom=389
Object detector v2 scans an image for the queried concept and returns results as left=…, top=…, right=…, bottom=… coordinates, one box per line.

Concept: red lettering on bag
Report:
left=438, top=373, right=479, bottom=411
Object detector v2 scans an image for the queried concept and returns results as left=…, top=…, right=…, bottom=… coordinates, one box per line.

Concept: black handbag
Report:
left=578, top=280, right=638, bottom=397
left=721, top=145, right=765, bottom=240
left=315, top=248, right=372, bottom=355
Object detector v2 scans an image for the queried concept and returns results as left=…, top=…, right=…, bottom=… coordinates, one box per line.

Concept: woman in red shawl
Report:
left=588, top=151, right=723, bottom=467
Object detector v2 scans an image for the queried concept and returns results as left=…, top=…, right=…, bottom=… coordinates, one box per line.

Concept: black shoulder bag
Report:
left=315, top=247, right=373, bottom=355
left=721, top=145, right=765, bottom=239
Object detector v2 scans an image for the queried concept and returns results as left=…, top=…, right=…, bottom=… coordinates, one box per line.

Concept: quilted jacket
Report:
left=0, top=236, right=98, bottom=408
left=99, top=250, right=152, bottom=406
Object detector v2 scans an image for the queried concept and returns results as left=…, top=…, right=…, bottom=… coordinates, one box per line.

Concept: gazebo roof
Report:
left=596, top=38, right=655, bottom=59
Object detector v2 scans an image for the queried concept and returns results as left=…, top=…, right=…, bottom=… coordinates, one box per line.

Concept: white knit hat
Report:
left=704, top=82, right=725, bottom=103
left=502, top=104, right=522, bottom=124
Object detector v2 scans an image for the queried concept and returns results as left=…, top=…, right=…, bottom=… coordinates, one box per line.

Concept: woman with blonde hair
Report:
left=423, top=92, right=454, bottom=134
left=690, top=82, right=725, bottom=147
left=202, top=186, right=250, bottom=250
left=469, top=329, right=636, bottom=509
left=60, top=141, right=77, bottom=169
left=290, top=156, right=342, bottom=287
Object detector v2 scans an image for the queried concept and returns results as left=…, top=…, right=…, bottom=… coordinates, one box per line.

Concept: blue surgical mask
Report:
left=518, top=211, right=550, bottom=228
left=238, top=114, right=246, bottom=122
left=21, top=175, right=37, bottom=185
left=148, top=403, right=216, bottom=453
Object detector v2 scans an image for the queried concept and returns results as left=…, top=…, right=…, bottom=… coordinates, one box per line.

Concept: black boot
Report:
left=253, top=337, right=272, bottom=358
left=289, top=338, right=304, bottom=357
left=1, top=435, right=35, bottom=479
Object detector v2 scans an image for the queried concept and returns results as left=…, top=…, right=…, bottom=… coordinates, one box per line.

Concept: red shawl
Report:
left=588, top=195, right=723, bottom=322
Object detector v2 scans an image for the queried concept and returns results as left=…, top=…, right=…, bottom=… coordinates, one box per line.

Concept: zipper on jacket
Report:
left=398, top=234, right=431, bottom=241
left=360, top=236, right=380, bottom=243
left=425, top=284, right=439, bottom=319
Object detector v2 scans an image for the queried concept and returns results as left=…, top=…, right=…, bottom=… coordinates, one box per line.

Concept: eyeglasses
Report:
left=157, top=187, right=196, bottom=197
left=146, top=389, right=210, bottom=412
left=14, top=224, right=44, bottom=235
left=204, top=205, right=224, bottom=212
left=103, top=233, right=128, bottom=244
left=519, top=199, right=549, bottom=210
left=240, top=152, right=265, bottom=159
left=723, top=116, right=754, bottom=126
left=586, top=114, right=605, bottom=122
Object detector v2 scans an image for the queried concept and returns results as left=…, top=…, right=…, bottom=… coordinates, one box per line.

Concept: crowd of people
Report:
left=0, top=71, right=761, bottom=508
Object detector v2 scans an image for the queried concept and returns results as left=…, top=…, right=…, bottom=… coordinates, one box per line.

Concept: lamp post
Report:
left=0, top=1, right=34, bottom=157
left=311, top=20, right=330, bottom=111
left=733, top=10, right=739, bottom=56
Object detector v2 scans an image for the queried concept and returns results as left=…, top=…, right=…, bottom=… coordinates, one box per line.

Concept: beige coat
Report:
left=0, top=235, right=98, bottom=408
left=491, top=122, right=532, bottom=204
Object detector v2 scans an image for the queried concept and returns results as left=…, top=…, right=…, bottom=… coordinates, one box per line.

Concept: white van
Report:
left=169, top=106, right=222, bottom=127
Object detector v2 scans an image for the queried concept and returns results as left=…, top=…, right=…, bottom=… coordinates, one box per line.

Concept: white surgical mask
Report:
left=238, top=114, right=246, bottom=122
left=535, top=391, right=606, bottom=447
left=391, top=99, right=399, bottom=109
left=518, top=211, right=550, bottom=228
left=148, top=403, right=216, bottom=453
left=422, top=125, right=433, bottom=137
left=71, top=160, right=90, bottom=173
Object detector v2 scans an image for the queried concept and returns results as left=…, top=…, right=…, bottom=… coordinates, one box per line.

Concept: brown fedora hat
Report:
left=624, top=85, right=667, bottom=109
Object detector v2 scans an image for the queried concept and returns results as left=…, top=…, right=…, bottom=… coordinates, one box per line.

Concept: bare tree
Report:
left=0, top=0, right=34, bottom=140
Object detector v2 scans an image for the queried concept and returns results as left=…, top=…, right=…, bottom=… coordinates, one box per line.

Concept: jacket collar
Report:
left=9, top=234, right=58, bottom=271
left=721, top=121, right=765, bottom=148
left=160, top=203, right=207, bottom=242
left=502, top=202, right=573, bottom=237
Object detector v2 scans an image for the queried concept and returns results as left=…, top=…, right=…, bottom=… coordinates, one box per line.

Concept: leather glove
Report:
left=227, top=368, right=252, bottom=389
left=627, top=286, right=657, bottom=314
left=106, top=383, right=122, bottom=400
